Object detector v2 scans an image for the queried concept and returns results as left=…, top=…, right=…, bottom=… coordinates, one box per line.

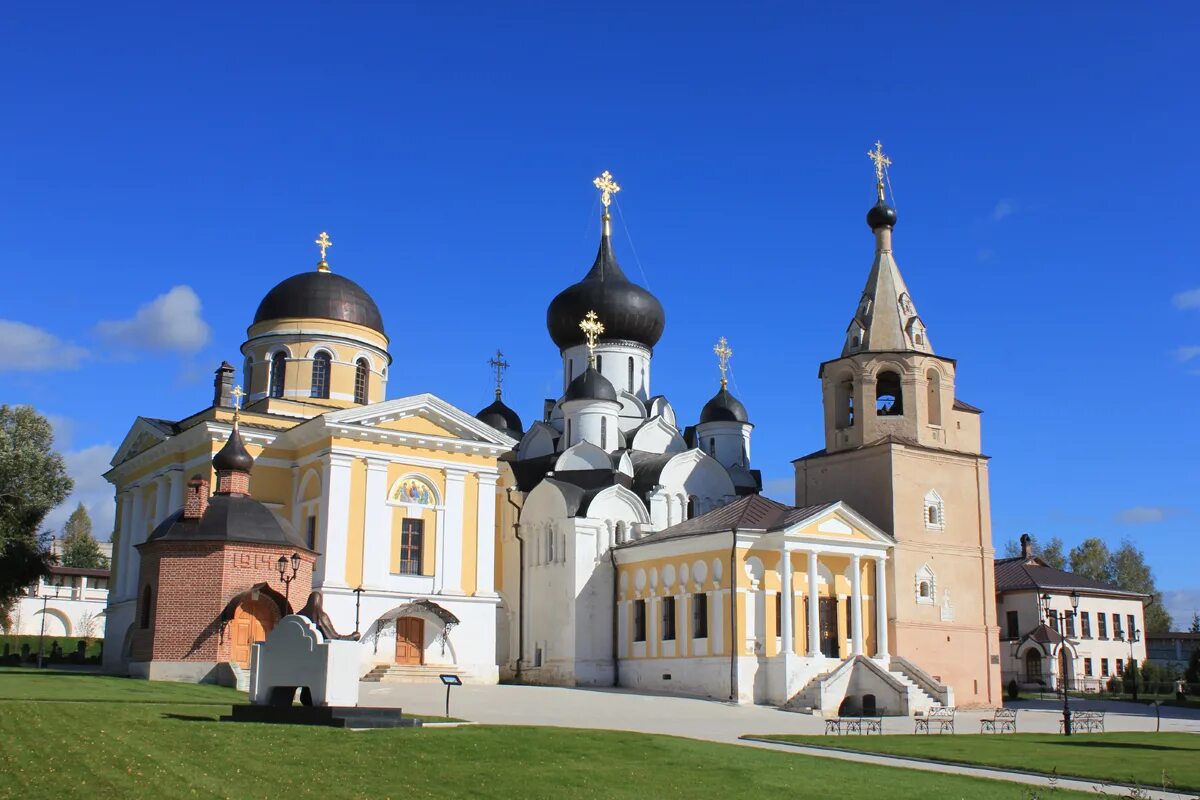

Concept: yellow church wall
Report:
left=249, top=465, right=291, bottom=506
left=344, top=458, right=368, bottom=586
left=460, top=474, right=478, bottom=595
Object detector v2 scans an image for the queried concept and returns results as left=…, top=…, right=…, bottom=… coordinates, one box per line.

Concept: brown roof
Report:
left=993, top=556, right=1147, bottom=599
left=48, top=565, right=110, bottom=578
left=622, top=495, right=841, bottom=547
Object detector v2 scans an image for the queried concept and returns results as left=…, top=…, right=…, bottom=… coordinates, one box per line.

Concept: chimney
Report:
left=1020, top=533, right=1033, bottom=560
left=213, top=361, right=235, bottom=408
left=183, top=475, right=209, bottom=519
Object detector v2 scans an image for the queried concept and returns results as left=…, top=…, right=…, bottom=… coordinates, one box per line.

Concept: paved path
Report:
left=361, top=682, right=1200, bottom=797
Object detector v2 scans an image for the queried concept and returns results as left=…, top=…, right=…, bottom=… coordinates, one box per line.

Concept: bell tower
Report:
left=795, top=142, right=1000, bottom=707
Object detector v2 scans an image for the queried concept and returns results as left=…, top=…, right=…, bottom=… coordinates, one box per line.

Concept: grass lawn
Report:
left=0, top=669, right=1098, bottom=800
left=750, top=732, right=1200, bottom=794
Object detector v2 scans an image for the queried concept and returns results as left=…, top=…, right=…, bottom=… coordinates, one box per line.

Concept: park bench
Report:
left=914, top=707, right=955, bottom=734
left=980, top=708, right=1018, bottom=733
left=1061, top=711, right=1104, bottom=734
left=824, top=716, right=883, bottom=735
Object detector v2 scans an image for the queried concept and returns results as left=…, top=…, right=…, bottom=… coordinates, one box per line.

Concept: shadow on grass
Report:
left=1041, top=740, right=1197, bottom=753
left=161, top=713, right=221, bottom=722
left=0, top=698, right=236, bottom=706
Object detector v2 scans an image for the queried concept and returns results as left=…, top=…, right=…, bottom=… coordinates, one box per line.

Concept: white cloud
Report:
left=0, top=320, right=87, bottom=371
left=43, top=443, right=117, bottom=540
left=1176, top=346, right=1200, bottom=363
left=1173, top=288, right=1200, bottom=310
left=94, top=286, right=211, bottom=354
left=1115, top=506, right=1178, bottom=525
left=1162, top=588, right=1200, bottom=628
left=761, top=477, right=794, bottom=504
left=992, top=200, right=1015, bottom=221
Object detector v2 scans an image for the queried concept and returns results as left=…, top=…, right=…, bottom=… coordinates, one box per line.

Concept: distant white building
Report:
left=12, top=565, right=111, bottom=639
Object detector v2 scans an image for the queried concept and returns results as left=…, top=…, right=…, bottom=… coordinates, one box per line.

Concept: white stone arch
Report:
left=614, top=450, right=635, bottom=478
left=555, top=441, right=612, bottom=472
left=923, top=489, right=945, bottom=530
left=304, top=343, right=339, bottom=361
left=350, top=350, right=376, bottom=372
left=34, top=607, right=72, bottom=637
left=517, top=423, right=557, bottom=460
left=387, top=473, right=442, bottom=507
left=817, top=562, right=834, bottom=587
left=587, top=484, right=651, bottom=527
left=744, top=556, right=764, bottom=588
left=363, top=600, right=461, bottom=664
left=915, top=563, right=937, bottom=604
left=657, top=450, right=736, bottom=513
left=647, top=395, right=677, bottom=428
left=295, top=467, right=323, bottom=503
left=630, top=416, right=687, bottom=455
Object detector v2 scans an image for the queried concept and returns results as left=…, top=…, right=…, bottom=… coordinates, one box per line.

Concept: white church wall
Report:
left=562, top=342, right=651, bottom=401
left=695, top=421, right=752, bottom=470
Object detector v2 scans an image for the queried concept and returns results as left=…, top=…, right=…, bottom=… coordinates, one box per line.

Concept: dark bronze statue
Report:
left=296, top=591, right=360, bottom=641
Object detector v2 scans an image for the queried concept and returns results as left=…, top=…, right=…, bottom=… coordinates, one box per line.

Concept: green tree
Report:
left=0, top=406, right=72, bottom=628
left=1190, top=612, right=1200, bottom=634
left=1001, top=535, right=1065, bottom=569
left=1109, top=539, right=1172, bottom=633
left=1068, top=538, right=1112, bottom=582
left=60, top=503, right=107, bottom=569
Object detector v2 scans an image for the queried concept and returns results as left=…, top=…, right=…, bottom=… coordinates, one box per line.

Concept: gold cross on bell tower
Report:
left=230, top=385, right=245, bottom=430
left=867, top=141, right=892, bottom=202
left=593, top=170, right=620, bottom=237
left=488, top=350, right=510, bottom=399
left=314, top=231, right=332, bottom=272
left=713, top=337, right=733, bottom=388
left=579, top=310, right=605, bottom=367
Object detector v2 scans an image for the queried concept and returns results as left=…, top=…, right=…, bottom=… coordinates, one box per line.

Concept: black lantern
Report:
left=278, top=552, right=301, bottom=606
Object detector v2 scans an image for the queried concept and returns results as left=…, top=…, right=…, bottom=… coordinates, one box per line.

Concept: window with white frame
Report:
left=923, top=489, right=945, bottom=530
left=915, top=563, right=936, bottom=605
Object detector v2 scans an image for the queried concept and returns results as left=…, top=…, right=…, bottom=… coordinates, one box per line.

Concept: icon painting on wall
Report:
left=394, top=479, right=435, bottom=506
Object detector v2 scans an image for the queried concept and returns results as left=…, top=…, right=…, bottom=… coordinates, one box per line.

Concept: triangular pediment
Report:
left=783, top=501, right=894, bottom=545
left=111, top=418, right=173, bottom=467
left=324, top=393, right=517, bottom=448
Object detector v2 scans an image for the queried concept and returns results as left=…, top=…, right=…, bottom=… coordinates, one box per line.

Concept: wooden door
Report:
left=231, top=596, right=279, bottom=668
left=819, top=597, right=839, bottom=658
left=395, top=617, right=424, bottom=664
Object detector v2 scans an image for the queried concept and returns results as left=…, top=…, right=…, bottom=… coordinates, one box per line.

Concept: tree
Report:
left=76, top=610, right=98, bottom=639
left=1190, top=612, right=1200, bottom=635
left=0, top=406, right=71, bottom=628
left=1068, top=538, right=1112, bottom=583
left=60, top=503, right=107, bottom=569
left=1109, top=539, right=1172, bottom=633
left=1001, top=535, right=1066, bottom=569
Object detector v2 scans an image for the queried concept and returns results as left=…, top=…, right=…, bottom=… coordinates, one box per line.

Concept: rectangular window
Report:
left=1081, top=612, right=1092, bottom=639
left=775, top=593, right=782, bottom=637
left=1006, top=610, right=1020, bottom=639
left=1084, top=657, right=1093, bottom=676
left=398, top=518, right=424, bottom=575
left=1098, top=614, right=1108, bottom=640
left=1116, top=658, right=1124, bottom=675
left=305, top=515, right=317, bottom=550
left=692, top=593, right=708, bottom=638
left=633, top=600, right=647, bottom=642
left=1113, top=613, right=1123, bottom=640
left=1127, top=614, right=1137, bottom=641
left=1065, top=613, right=1076, bottom=637
left=662, top=597, right=677, bottom=641
left=1101, top=658, right=1109, bottom=677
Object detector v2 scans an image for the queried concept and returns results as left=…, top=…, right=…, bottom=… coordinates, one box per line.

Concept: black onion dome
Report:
left=564, top=366, right=618, bottom=402
left=254, top=269, right=385, bottom=335
left=212, top=427, right=255, bottom=473
left=867, top=199, right=897, bottom=230
left=476, top=397, right=524, bottom=439
left=546, top=225, right=665, bottom=350
left=699, top=386, right=749, bottom=424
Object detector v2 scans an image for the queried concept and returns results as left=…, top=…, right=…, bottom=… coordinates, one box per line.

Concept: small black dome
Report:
left=477, top=396, right=524, bottom=440
left=254, top=269, right=385, bottom=335
left=867, top=200, right=897, bottom=230
left=546, top=220, right=665, bottom=351
left=212, top=427, right=255, bottom=473
left=699, top=386, right=749, bottom=424
left=564, top=366, right=618, bottom=403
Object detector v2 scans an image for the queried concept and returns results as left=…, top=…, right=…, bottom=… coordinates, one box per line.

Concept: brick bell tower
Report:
left=794, top=142, right=1001, bottom=706
left=128, top=390, right=317, bottom=683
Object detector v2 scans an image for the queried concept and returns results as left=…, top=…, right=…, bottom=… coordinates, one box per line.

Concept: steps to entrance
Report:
left=361, top=664, right=466, bottom=684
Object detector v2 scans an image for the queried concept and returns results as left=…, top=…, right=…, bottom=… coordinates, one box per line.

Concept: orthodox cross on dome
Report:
left=713, top=337, right=733, bottom=389
left=867, top=140, right=892, bottom=202
left=592, top=170, right=620, bottom=208
left=314, top=231, right=332, bottom=272
left=230, top=385, right=245, bottom=430
left=579, top=310, right=605, bottom=367
left=488, top=349, right=510, bottom=399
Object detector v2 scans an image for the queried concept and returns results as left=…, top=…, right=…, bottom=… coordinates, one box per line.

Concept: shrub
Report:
left=1007, top=679, right=1019, bottom=700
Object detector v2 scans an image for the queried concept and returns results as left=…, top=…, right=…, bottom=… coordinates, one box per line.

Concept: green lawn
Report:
left=0, top=669, right=1097, bottom=800
left=750, top=732, right=1200, bottom=794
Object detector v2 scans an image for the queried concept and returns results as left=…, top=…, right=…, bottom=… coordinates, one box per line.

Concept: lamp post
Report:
left=1039, top=590, right=1080, bottom=735
left=1128, top=628, right=1141, bottom=702
left=36, top=583, right=63, bottom=669
left=353, top=586, right=364, bottom=636
left=277, top=552, right=301, bottom=608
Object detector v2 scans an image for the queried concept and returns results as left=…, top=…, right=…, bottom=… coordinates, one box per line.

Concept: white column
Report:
left=780, top=547, right=794, bottom=655
left=78, top=574, right=88, bottom=601
left=153, top=475, right=170, bottom=526
left=807, top=550, right=820, bottom=657
left=850, top=553, right=864, bottom=656
left=319, top=454, right=355, bottom=588
left=116, top=491, right=133, bottom=600
left=167, top=469, right=185, bottom=516
left=440, top=468, right=467, bottom=595
left=123, top=487, right=147, bottom=598
left=874, top=555, right=889, bottom=658
left=361, top=458, right=390, bottom=589
left=475, top=472, right=499, bottom=596
left=711, top=588, right=724, bottom=656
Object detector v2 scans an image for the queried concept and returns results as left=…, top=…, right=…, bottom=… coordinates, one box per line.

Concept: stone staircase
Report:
left=228, top=662, right=250, bottom=693
left=361, top=664, right=467, bottom=684
left=787, top=656, right=945, bottom=716
left=888, top=668, right=939, bottom=713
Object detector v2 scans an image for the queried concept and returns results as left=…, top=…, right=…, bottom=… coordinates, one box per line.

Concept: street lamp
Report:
left=1039, top=590, right=1080, bottom=736
left=1128, top=628, right=1141, bottom=702
left=36, top=583, right=63, bottom=669
left=277, top=552, right=301, bottom=607
left=353, top=586, right=365, bottom=636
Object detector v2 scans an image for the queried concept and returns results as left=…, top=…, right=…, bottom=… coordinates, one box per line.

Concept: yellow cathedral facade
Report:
left=104, top=146, right=1002, bottom=712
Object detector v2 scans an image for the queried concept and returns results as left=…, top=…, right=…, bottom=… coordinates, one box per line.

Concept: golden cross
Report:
left=592, top=170, right=620, bottom=208
left=579, top=310, right=605, bottom=366
left=713, top=337, right=733, bottom=388
left=488, top=350, right=510, bottom=398
left=230, top=385, right=245, bottom=429
left=315, top=231, right=332, bottom=261
left=867, top=141, right=892, bottom=201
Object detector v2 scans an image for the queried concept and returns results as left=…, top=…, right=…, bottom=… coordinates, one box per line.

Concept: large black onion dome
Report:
left=564, top=366, right=618, bottom=403
left=476, top=396, right=524, bottom=439
left=212, top=427, right=255, bottom=473
left=867, top=199, right=897, bottom=230
left=546, top=223, right=665, bottom=350
left=254, top=269, right=386, bottom=335
left=699, top=386, right=749, bottom=424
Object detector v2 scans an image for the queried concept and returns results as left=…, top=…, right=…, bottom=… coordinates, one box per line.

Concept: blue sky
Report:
left=3, top=3, right=1197, bottom=622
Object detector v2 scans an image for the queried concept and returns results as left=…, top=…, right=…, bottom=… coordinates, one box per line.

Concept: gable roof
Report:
left=994, top=556, right=1148, bottom=599
left=624, top=495, right=839, bottom=546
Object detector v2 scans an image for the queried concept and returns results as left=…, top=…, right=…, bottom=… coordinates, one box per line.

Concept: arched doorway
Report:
left=1025, top=649, right=1043, bottom=683
left=230, top=594, right=281, bottom=668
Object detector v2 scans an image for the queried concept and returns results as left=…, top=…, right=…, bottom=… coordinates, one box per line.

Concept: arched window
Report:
left=924, top=490, right=945, bottom=530
left=269, top=352, right=286, bottom=398
left=835, top=376, right=855, bottom=429
left=926, top=369, right=942, bottom=426
left=354, top=358, right=370, bottom=404
left=243, top=356, right=254, bottom=397
left=915, top=564, right=936, bottom=605
left=566, top=418, right=572, bottom=445
left=140, top=585, right=153, bottom=629
left=687, top=496, right=696, bottom=519
left=627, top=357, right=634, bottom=392
left=596, top=354, right=603, bottom=373
left=876, top=370, right=904, bottom=416
left=600, top=417, right=608, bottom=450
left=311, top=351, right=331, bottom=399
left=708, top=438, right=716, bottom=456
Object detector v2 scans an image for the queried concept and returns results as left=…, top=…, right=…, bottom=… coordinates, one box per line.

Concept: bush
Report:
left=1006, top=679, right=1019, bottom=700
left=0, top=635, right=102, bottom=663
left=1187, top=649, right=1200, bottom=685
